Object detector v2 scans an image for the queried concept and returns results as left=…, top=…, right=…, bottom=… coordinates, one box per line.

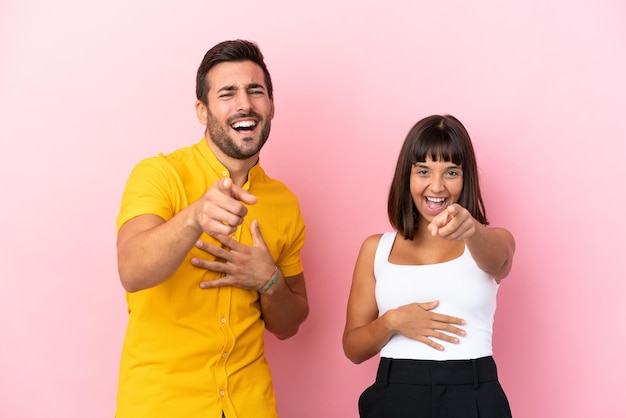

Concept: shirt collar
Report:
left=197, top=138, right=262, bottom=190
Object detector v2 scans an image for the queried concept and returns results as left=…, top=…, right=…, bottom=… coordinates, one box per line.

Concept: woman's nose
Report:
left=429, top=176, right=445, bottom=193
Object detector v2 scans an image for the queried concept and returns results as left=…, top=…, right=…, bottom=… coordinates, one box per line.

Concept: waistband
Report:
left=376, top=356, right=499, bottom=389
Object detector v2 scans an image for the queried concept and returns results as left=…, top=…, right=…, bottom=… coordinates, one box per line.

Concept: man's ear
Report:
left=270, top=99, right=275, bottom=120
left=195, top=100, right=208, bottom=125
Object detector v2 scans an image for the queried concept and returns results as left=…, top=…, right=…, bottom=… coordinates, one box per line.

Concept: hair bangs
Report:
left=411, top=127, right=464, bottom=166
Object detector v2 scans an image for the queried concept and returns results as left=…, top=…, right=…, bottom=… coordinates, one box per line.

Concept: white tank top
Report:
left=375, top=232, right=498, bottom=360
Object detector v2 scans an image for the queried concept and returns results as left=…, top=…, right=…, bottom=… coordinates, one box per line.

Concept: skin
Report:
left=117, top=60, right=308, bottom=340
left=343, top=157, right=515, bottom=364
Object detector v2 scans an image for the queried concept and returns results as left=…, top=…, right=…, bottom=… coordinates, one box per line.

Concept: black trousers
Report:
left=359, top=356, right=512, bottom=418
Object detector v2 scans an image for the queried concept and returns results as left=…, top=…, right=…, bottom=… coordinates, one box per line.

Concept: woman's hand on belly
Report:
left=386, top=300, right=467, bottom=351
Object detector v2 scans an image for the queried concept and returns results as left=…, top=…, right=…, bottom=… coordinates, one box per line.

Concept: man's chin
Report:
left=226, top=142, right=263, bottom=160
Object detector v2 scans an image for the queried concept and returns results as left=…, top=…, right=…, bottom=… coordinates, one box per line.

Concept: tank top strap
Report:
left=374, top=232, right=397, bottom=274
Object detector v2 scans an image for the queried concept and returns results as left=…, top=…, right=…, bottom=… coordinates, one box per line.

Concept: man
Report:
left=115, top=40, right=309, bottom=418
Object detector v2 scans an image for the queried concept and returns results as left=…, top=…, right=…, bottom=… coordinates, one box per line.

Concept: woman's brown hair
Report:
left=388, top=114, right=488, bottom=240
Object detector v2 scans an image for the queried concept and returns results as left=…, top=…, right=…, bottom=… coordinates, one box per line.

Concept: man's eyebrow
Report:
left=217, top=83, right=266, bottom=93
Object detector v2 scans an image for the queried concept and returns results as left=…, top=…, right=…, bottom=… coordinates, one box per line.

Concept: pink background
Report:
left=1, top=0, right=625, bottom=417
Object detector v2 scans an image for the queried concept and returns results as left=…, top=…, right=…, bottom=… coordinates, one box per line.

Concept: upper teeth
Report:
left=232, top=120, right=256, bottom=128
left=427, top=197, right=445, bottom=202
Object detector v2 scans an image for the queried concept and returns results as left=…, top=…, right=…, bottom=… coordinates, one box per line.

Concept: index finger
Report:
left=231, top=184, right=258, bottom=206
left=208, top=233, right=243, bottom=251
left=220, top=178, right=258, bottom=205
left=428, top=206, right=455, bottom=236
left=199, top=277, right=231, bottom=289
left=431, top=312, right=466, bottom=325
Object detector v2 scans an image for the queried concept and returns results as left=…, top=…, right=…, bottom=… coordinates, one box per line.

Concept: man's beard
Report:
left=206, top=110, right=271, bottom=160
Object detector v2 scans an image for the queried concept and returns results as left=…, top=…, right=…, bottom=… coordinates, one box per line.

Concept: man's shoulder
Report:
left=254, top=170, right=299, bottom=200
left=135, top=142, right=203, bottom=171
left=162, top=142, right=203, bottom=162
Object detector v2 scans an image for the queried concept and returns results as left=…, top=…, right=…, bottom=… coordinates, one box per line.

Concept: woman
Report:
left=343, top=115, right=515, bottom=417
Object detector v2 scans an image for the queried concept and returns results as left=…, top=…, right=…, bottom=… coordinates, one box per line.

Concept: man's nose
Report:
left=235, top=92, right=252, bottom=112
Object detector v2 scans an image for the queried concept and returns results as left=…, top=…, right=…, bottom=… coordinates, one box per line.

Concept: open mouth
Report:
left=231, top=120, right=257, bottom=132
left=424, top=197, right=447, bottom=211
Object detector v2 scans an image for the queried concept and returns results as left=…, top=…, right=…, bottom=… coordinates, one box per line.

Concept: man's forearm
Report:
left=260, top=273, right=309, bottom=339
left=117, top=211, right=202, bottom=292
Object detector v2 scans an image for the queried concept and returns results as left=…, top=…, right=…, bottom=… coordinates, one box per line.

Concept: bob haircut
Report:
left=196, top=39, right=273, bottom=105
left=388, top=114, right=488, bottom=240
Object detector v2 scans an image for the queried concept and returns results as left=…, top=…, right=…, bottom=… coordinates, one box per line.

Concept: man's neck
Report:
left=205, top=138, right=259, bottom=187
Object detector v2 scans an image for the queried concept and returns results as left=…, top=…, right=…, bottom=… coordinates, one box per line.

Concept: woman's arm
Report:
left=428, top=204, right=516, bottom=281
left=466, top=224, right=515, bottom=281
left=342, top=235, right=394, bottom=364
left=342, top=235, right=466, bottom=364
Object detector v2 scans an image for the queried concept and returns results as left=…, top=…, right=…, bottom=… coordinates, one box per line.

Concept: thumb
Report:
left=418, top=300, right=439, bottom=311
left=446, top=204, right=459, bottom=218
left=250, top=220, right=267, bottom=248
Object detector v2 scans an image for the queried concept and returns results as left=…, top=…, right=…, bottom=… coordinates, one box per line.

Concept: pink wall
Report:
left=1, top=1, right=625, bottom=417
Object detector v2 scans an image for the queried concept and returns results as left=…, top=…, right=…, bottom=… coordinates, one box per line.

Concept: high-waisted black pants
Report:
left=358, top=356, right=512, bottom=418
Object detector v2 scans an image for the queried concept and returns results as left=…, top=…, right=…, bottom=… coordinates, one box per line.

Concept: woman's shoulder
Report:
left=359, top=232, right=395, bottom=253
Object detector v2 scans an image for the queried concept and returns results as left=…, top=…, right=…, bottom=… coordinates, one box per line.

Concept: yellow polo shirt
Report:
left=115, top=139, right=306, bottom=418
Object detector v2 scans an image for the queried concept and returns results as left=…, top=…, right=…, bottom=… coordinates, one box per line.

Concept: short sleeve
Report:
left=116, top=156, right=178, bottom=232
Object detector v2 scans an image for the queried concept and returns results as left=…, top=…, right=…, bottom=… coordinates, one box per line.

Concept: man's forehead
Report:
left=208, top=61, right=266, bottom=89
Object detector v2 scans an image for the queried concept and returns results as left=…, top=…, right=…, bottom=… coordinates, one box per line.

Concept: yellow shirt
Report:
left=115, top=139, right=306, bottom=418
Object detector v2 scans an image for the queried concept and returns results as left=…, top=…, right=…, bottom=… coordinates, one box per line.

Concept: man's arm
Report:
left=117, top=178, right=257, bottom=292
left=259, top=271, right=309, bottom=339
left=117, top=212, right=201, bottom=292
